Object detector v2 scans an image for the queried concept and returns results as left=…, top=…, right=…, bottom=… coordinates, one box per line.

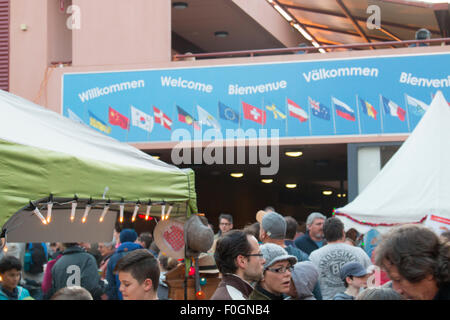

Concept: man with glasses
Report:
left=249, top=243, right=297, bottom=300
left=211, top=230, right=265, bottom=300
left=216, top=213, right=234, bottom=238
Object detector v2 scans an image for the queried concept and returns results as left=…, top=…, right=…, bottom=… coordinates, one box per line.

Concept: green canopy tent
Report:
left=0, top=89, right=197, bottom=244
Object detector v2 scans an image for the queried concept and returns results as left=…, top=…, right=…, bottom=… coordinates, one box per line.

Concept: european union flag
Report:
left=308, top=97, right=330, bottom=120
left=218, top=101, right=240, bottom=124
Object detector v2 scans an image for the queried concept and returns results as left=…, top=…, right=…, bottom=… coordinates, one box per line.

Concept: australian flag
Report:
left=308, top=97, right=330, bottom=120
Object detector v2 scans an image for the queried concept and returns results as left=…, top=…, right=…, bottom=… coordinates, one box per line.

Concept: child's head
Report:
left=0, top=256, right=23, bottom=291
left=114, top=249, right=160, bottom=300
left=341, top=262, right=370, bottom=290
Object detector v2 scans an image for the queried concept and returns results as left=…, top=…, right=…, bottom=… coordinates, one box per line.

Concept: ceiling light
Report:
left=172, top=2, right=188, bottom=10
left=261, top=179, right=273, bottom=184
left=230, top=173, right=243, bottom=178
left=214, top=31, right=229, bottom=38
left=311, top=41, right=320, bottom=48
left=152, top=155, right=160, bottom=160
left=274, top=4, right=293, bottom=22
left=286, top=184, right=297, bottom=189
left=337, top=194, right=342, bottom=198
left=285, top=151, right=303, bottom=158
left=323, top=190, right=333, bottom=196
left=292, top=24, right=313, bottom=41
left=318, top=48, right=326, bottom=54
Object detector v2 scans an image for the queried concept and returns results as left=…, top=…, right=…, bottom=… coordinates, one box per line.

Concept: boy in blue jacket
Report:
left=0, top=255, right=32, bottom=300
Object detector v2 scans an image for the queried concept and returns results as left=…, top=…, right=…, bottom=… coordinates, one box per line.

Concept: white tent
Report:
left=335, top=91, right=450, bottom=234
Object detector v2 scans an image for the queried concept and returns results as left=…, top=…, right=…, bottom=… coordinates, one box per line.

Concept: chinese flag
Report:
left=242, top=101, right=266, bottom=125
left=109, top=106, right=130, bottom=130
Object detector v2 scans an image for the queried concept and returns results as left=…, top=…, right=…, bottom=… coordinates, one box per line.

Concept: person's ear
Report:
left=143, top=278, right=153, bottom=292
left=346, top=276, right=352, bottom=286
left=235, top=255, right=247, bottom=269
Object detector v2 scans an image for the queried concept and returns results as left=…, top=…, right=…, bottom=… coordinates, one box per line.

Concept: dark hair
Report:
left=375, top=224, right=450, bottom=286
left=323, top=217, right=344, bottom=242
left=284, top=216, right=298, bottom=240
left=114, top=249, right=160, bottom=291
left=149, top=242, right=160, bottom=255
left=51, top=286, right=93, bottom=300
left=441, top=231, right=450, bottom=243
left=214, top=230, right=252, bottom=274
left=137, top=232, right=153, bottom=249
left=356, top=287, right=404, bottom=300
left=219, top=214, right=233, bottom=224
left=0, top=255, right=22, bottom=273
left=158, top=255, right=179, bottom=272
left=343, top=275, right=353, bottom=288
left=243, top=222, right=260, bottom=240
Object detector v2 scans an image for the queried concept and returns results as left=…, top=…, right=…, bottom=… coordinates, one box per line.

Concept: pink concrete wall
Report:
left=71, top=0, right=171, bottom=66
left=9, top=0, right=49, bottom=103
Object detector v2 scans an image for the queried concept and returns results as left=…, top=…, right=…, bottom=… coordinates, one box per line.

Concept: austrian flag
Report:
left=153, top=106, right=172, bottom=130
left=287, top=98, right=308, bottom=122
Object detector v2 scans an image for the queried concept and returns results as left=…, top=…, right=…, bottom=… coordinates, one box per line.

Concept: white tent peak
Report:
left=335, top=91, right=450, bottom=234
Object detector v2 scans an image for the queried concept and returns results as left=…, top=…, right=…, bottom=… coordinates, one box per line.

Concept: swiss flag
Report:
left=153, top=106, right=172, bottom=130
left=242, top=101, right=266, bottom=125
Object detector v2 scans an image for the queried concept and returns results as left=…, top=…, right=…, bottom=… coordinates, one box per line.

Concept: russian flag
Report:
left=332, top=97, right=356, bottom=121
left=287, top=98, right=308, bottom=122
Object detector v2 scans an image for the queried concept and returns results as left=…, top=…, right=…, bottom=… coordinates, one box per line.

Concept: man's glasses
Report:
left=219, top=222, right=231, bottom=226
left=266, top=265, right=293, bottom=274
left=243, top=253, right=264, bottom=259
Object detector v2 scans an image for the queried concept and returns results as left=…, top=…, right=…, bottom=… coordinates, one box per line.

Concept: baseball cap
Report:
left=261, top=211, right=286, bottom=240
left=340, top=262, right=369, bottom=281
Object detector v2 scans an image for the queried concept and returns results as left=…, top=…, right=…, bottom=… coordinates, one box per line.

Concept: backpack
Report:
left=24, top=243, right=48, bottom=275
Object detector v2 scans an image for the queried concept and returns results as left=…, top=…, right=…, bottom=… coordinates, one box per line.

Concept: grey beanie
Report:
left=260, top=243, right=297, bottom=270
left=261, top=211, right=286, bottom=240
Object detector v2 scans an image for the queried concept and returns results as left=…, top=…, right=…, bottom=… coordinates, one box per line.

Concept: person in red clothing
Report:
left=41, top=243, right=63, bottom=295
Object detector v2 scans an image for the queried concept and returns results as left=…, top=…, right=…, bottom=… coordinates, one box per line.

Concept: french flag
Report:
left=332, top=97, right=356, bottom=121
left=381, top=96, right=406, bottom=121
left=287, top=98, right=308, bottom=122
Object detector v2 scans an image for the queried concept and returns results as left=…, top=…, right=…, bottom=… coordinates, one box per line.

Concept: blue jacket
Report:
left=105, top=242, right=143, bottom=300
left=294, top=232, right=322, bottom=255
left=0, top=285, right=31, bottom=300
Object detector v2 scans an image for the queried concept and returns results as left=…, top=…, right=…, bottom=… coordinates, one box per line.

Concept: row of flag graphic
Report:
left=69, top=93, right=434, bottom=135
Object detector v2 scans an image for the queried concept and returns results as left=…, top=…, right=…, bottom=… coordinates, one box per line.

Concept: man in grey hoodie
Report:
left=287, top=261, right=319, bottom=300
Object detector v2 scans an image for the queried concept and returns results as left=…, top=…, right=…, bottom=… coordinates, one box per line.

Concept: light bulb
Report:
left=70, top=201, right=77, bottom=222
left=131, top=204, right=140, bottom=222
left=145, top=205, right=152, bottom=221
left=46, top=202, right=53, bottom=223
left=82, top=204, right=91, bottom=223
left=119, top=203, right=125, bottom=223
left=99, top=205, right=110, bottom=223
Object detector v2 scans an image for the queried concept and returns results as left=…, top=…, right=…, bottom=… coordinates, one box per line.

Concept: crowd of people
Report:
left=0, top=208, right=449, bottom=300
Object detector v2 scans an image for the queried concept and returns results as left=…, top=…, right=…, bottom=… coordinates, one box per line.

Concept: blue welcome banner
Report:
left=62, top=53, right=450, bottom=142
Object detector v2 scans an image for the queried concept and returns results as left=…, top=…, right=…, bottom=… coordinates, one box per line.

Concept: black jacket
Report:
left=47, top=246, right=103, bottom=299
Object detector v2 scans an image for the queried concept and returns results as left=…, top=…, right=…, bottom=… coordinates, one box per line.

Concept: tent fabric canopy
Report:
left=0, top=89, right=197, bottom=240
left=335, top=91, right=450, bottom=234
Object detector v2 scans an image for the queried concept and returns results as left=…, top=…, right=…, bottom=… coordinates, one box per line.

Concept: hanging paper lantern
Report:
left=200, top=277, right=207, bottom=286
left=196, top=290, right=205, bottom=300
left=188, top=266, right=195, bottom=276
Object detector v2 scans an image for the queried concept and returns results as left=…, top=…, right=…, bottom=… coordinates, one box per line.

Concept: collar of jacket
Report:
left=222, top=273, right=254, bottom=298
left=62, top=246, right=85, bottom=255
left=255, top=283, right=285, bottom=300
